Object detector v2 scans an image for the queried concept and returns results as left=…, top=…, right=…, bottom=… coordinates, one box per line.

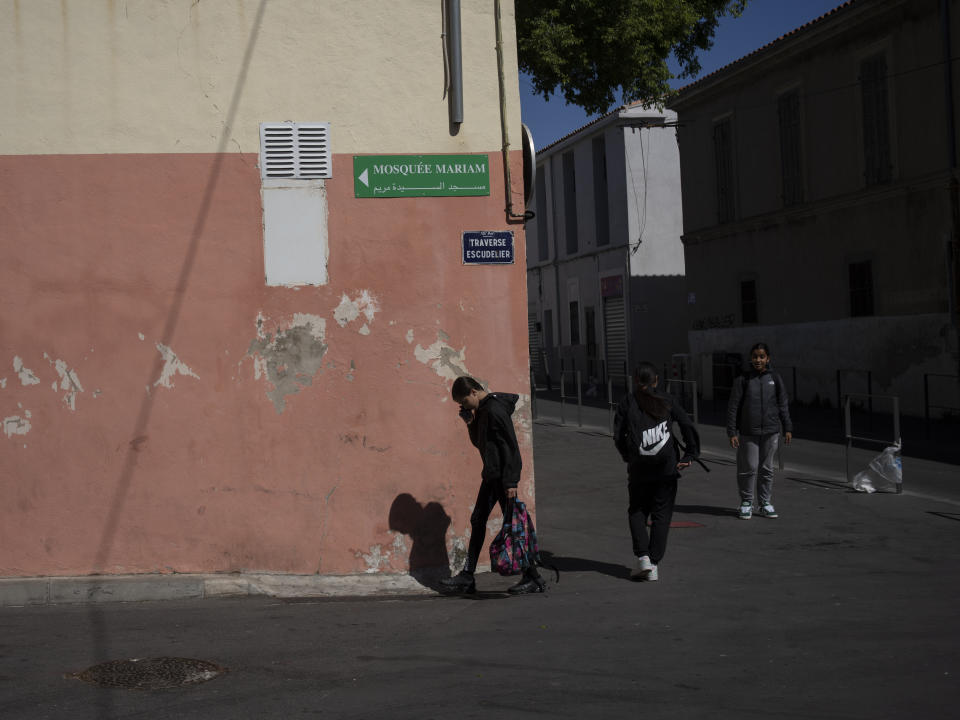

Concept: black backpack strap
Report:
left=672, top=435, right=711, bottom=472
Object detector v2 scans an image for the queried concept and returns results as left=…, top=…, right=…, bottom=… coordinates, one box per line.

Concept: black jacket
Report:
left=467, top=392, right=522, bottom=489
left=613, top=390, right=700, bottom=478
left=726, top=370, right=793, bottom=437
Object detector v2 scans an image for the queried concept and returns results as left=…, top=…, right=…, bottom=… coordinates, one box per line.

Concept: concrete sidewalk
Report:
left=1, top=418, right=958, bottom=718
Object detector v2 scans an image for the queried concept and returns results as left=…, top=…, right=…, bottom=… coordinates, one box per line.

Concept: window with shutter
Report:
left=259, top=122, right=331, bottom=286
left=713, top=118, right=735, bottom=223
left=860, top=55, right=891, bottom=186
left=777, top=91, right=803, bottom=205
left=259, top=122, right=332, bottom=180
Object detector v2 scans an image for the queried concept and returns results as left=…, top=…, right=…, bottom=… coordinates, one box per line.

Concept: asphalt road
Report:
left=1, top=420, right=958, bottom=719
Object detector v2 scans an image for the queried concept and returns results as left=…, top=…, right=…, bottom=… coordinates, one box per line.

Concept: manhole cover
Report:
left=67, top=657, right=225, bottom=690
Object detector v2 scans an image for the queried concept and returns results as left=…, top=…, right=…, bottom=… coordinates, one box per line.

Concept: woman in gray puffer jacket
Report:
left=726, top=343, right=793, bottom=519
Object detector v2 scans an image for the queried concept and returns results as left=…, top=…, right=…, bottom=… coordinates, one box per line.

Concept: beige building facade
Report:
left=1, top=1, right=532, bottom=583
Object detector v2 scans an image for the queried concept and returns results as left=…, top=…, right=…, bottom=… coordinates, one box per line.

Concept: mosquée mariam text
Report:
left=371, top=161, right=487, bottom=176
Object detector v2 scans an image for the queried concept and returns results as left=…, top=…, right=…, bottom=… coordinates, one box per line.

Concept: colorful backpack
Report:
left=489, top=500, right=559, bottom=581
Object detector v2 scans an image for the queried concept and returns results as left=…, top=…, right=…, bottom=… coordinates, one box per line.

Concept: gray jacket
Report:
left=726, top=371, right=793, bottom=437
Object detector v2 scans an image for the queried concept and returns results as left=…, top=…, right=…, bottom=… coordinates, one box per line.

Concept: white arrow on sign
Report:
left=358, top=169, right=369, bottom=187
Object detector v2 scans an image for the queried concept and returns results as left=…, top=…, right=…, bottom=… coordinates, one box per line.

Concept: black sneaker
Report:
left=507, top=577, right=545, bottom=595
left=439, top=571, right=476, bottom=594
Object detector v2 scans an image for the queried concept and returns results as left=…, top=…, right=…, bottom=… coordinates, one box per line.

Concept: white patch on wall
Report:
left=43, top=354, right=84, bottom=411
left=405, top=329, right=414, bottom=344
left=153, top=344, right=200, bottom=389
left=260, top=123, right=331, bottom=287
left=0, top=378, right=6, bottom=389
left=333, top=291, right=380, bottom=333
left=391, top=533, right=409, bottom=557
left=358, top=544, right=391, bottom=574
left=13, top=357, right=40, bottom=386
left=413, top=331, right=470, bottom=381
left=3, top=407, right=31, bottom=438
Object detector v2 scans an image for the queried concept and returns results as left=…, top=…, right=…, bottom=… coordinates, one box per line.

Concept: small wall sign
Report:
left=462, top=231, right=514, bottom=265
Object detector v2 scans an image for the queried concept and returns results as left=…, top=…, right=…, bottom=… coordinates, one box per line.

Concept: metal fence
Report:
left=843, top=392, right=901, bottom=493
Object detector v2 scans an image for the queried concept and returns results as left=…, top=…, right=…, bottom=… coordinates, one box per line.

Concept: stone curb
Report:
left=0, top=572, right=436, bottom=607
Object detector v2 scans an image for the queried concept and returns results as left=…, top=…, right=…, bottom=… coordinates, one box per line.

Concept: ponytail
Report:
left=632, top=361, right=670, bottom=420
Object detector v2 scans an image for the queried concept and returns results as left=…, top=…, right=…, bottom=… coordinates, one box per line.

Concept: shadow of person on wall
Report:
left=389, top=493, right=453, bottom=592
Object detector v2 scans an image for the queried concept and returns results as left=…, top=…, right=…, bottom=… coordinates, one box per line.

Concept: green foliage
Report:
left=516, top=0, right=748, bottom=115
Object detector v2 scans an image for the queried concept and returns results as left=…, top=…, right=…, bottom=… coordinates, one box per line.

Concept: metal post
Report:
left=608, top=377, right=615, bottom=434
left=530, top=370, right=537, bottom=421
left=837, top=370, right=843, bottom=427
left=559, top=372, right=566, bottom=425
left=576, top=370, right=583, bottom=427
left=692, top=380, right=699, bottom=426
left=894, top=396, right=902, bottom=493
left=844, top=394, right=852, bottom=484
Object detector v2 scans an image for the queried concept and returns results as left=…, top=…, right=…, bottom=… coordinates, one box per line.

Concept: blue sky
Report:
left=520, top=0, right=847, bottom=148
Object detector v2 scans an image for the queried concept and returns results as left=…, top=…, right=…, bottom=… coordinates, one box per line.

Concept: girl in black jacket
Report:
left=725, top=343, right=793, bottom=520
left=613, top=362, right=700, bottom=582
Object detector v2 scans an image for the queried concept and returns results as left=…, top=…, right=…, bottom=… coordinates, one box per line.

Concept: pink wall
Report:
left=0, top=150, right=532, bottom=578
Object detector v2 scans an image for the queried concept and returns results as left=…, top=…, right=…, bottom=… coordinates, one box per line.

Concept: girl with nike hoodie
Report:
left=614, top=361, right=700, bottom=582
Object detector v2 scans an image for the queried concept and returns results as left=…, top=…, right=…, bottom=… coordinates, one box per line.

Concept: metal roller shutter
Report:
left=603, top=296, right=627, bottom=381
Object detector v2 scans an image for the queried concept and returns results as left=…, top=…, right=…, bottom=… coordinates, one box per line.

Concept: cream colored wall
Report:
left=0, top=0, right=520, bottom=155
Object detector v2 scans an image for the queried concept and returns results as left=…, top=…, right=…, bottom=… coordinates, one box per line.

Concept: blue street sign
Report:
left=462, top=230, right=514, bottom=265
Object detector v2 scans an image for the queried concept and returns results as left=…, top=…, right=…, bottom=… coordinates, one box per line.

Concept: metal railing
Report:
left=923, top=373, right=960, bottom=434
left=665, top=379, right=699, bottom=426
left=843, top=392, right=901, bottom=493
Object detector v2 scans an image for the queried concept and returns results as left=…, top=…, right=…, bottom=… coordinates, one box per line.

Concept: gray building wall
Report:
left=526, top=105, right=687, bottom=390
left=669, top=0, right=960, bottom=416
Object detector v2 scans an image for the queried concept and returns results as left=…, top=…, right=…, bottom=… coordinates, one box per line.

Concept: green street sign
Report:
left=353, top=154, right=490, bottom=198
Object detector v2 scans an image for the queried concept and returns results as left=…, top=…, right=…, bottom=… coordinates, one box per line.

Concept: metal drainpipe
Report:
left=447, top=0, right=463, bottom=125
left=942, top=0, right=960, bottom=373
left=495, top=0, right=527, bottom=222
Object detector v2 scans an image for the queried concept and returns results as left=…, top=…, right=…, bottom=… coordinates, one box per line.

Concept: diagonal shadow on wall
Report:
left=86, top=3, right=268, bottom=716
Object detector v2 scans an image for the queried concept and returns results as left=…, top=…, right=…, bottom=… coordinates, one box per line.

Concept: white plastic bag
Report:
left=852, top=445, right=902, bottom=493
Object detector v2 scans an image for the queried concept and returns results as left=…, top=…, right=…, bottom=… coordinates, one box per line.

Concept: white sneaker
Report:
left=645, top=564, right=659, bottom=581
left=630, top=555, right=654, bottom=580
left=758, top=504, right=779, bottom=518
left=738, top=502, right=753, bottom=520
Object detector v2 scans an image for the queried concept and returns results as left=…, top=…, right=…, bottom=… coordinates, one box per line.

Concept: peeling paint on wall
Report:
left=43, top=353, right=84, bottom=411
left=448, top=533, right=468, bottom=571
left=357, top=544, right=391, bottom=574
left=333, top=290, right=380, bottom=333
left=153, top=344, right=200, bottom=389
left=3, top=407, right=31, bottom=439
left=413, top=330, right=470, bottom=381
left=0, top=378, right=6, bottom=389
left=406, top=329, right=414, bottom=344
left=247, top=313, right=328, bottom=413
left=12, top=357, right=40, bottom=386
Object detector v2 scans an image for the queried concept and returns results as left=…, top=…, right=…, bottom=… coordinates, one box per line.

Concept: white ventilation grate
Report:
left=259, top=122, right=331, bottom=180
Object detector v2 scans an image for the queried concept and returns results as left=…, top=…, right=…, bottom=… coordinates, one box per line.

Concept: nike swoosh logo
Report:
left=639, top=435, right=669, bottom=456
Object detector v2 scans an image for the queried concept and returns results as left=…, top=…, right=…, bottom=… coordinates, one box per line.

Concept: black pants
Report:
left=464, top=478, right=507, bottom=573
left=463, top=478, right=538, bottom=579
left=627, top=474, right=678, bottom=565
